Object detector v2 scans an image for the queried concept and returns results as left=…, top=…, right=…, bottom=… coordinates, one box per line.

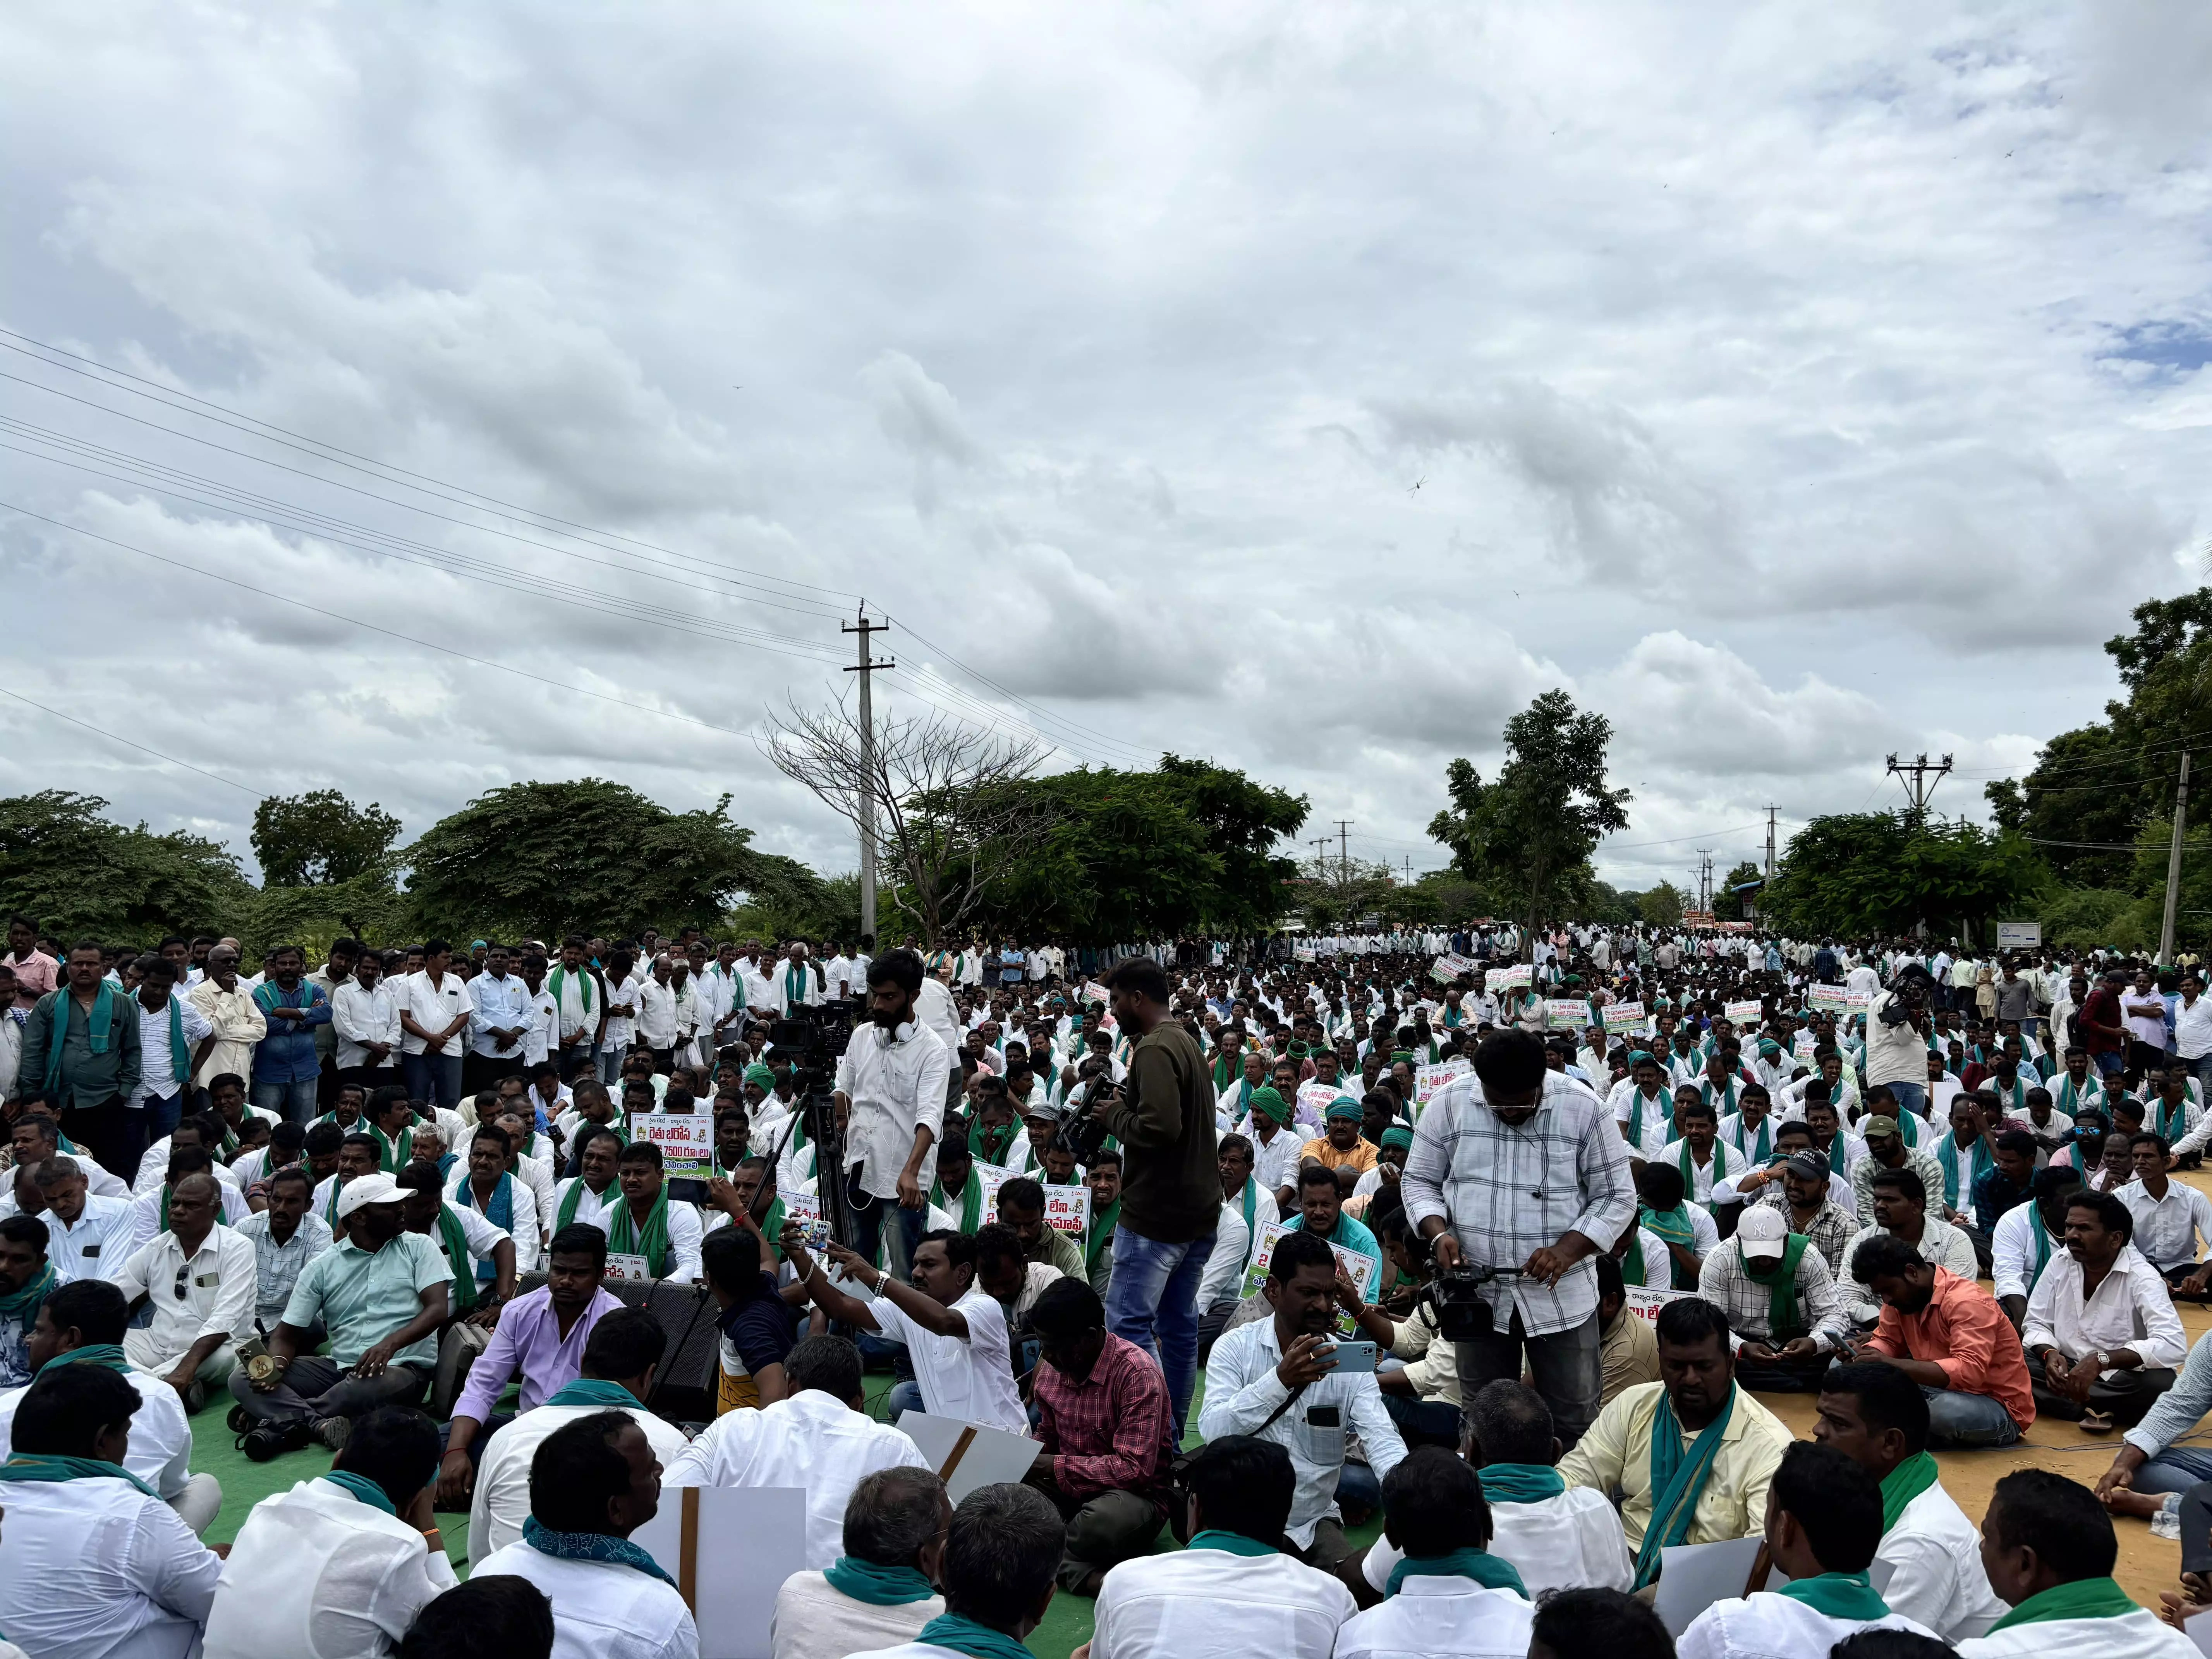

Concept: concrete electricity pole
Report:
left=841, top=610, right=893, bottom=945
left=1336, top=819, right=1354, bottom=882
left=2160, top=751, right=2193, bottom=965
left=1886, top=753, right=1954, bottom=818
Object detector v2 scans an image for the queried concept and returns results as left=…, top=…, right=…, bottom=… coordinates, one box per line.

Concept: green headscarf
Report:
left=1248, top=1085, right=1292, bottom=1127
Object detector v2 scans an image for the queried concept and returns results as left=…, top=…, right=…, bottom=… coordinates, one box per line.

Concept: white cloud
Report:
left=3, top=1, right=2210, bottom=898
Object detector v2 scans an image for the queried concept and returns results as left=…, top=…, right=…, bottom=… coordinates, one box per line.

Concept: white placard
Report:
left=1996, top=921, right=2042, bottom=950
left=895, top=1409, right=1040, bottom=1504
left=603, top=1252, right=652, bottom=1283
left=630, top=1486, right=809, bottom=1659
left=1724, top=1000, right=1764, bottom=1026
left=1654, top=1537, right=1784, bottom=1636
left=1623, top=1286, right=1692, bottom=1324
left=1295, top=1079, right=1340, bottom=1131
left=1042, top=1183, right=1091, bottom=1238
left=639, top=1113, right=714, bottom=1178
left=1414, top=1058, right=1471, bottom=1107
left=1545, top=996, right=1593, bottom=1030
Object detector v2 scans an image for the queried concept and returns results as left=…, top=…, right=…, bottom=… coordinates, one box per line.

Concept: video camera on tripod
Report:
left=757, top=999, right=862, bottom=1246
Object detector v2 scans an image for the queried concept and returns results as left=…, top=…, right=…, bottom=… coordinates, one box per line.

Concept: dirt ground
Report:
left=1769, top=1167, right=2212, bottom=1609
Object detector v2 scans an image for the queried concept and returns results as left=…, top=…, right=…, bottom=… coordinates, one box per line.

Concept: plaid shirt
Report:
left=1697, top=1237, right=1853, bottom=1351
left=1755, top=1192, right=1856, bottom=1279
left=1401, top=1070, right=1635, bottom=1336
left=1034, top=1331, right=1174, bottom=1510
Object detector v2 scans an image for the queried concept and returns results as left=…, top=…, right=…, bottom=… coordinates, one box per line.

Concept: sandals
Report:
left=2080, top=1409, right=2117, bottom=1436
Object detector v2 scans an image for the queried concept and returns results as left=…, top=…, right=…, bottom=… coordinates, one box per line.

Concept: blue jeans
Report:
left=401, top=1053, right=464, bottom=1113
left=2135, top=1446, right=2212, bottom=1497
left=885, top=1380, right=924, bottom=1422
left=142, top=1091, right=185, bottom=1143
left=251, top=1076, right=320, bottom=1123
left=1922, top=1386, right=2021, bottom=1448
left=1103, top=1223, right=1214, bottom=1436
left=1886, top=1081, right=1928, bottom=1122
left=848, top=1193, right=927, bottom=1283
left=1336, top=1459, right=1381, bottom=1526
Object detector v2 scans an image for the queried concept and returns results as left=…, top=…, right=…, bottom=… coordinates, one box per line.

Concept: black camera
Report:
left=763, top=1001, right=862, bottom=1094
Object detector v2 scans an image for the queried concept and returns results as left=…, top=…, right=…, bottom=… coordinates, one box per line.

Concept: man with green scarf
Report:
left=771, top=1465, right=949, bottom=1654
left=1335, top=1448, right=1533, bottom=1658
left=857, top=1482, right=1066, bottom=1659
left=0, top=1212, right=55, bottom=1386
left=17, top=941, right=142, bottom=1180
left=1559, top=1297, right=1791, bottom=1585
left=606, top=1141, right=704, bottom=1282
left=1700, top=1201, right=1851, bottom=1393
left=0, top=1364, right=222, bottom=1653
left=1359, top=1380, right=1632, bottom=1601
left=1676, top=1441, right=1937, bottom=1659
left=1959, top=1469, right=2194, bottom=1659
left=1813, top=1361, right=2010, bottom=1641
left=471, top=1409, right=697, bottom=1658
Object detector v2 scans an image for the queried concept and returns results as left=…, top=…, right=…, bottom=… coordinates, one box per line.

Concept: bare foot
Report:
left=2106, top=1488, right=2167, bottom=1520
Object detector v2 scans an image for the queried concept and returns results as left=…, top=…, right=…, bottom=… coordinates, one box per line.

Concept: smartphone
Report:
left=1324, top=1339, right=1379, bottom=1374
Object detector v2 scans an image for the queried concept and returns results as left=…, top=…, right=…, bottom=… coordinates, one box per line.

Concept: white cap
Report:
left=335, top=1171, right=405, bottom=1220
left=1735, top=1205, right=1788, bottom=1262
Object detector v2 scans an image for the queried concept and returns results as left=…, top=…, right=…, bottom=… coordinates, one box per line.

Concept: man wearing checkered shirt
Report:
left=1401, top=1027, right=1635, bottom=1449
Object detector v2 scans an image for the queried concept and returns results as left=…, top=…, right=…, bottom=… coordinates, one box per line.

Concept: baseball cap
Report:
left=1736, top=1206, right=1789, bottom=1261
left=1784, top=1149, right=1831, bottom=1182
left=335, top=1171, right=405, bottom=1220
left=1861, top=1115, right=1900, bottom=1139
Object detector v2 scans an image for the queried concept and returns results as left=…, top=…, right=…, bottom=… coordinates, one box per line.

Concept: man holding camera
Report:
left=1869, top=963, right=1937, bottom=1124
left=834, top=949, right=953, bottom=1278
left=1094, top=957, right=1219, bottom=1436
left=1401, top=1027, right=1635, bottom=1450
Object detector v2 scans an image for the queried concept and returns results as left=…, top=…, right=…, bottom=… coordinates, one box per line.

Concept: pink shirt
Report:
left=6, top=950, right=57, bottom=1011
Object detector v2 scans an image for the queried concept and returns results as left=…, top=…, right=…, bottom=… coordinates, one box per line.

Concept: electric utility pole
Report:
left=1886, top=752, right=1954, bottom=819
left=1335, top=819, right=1354, bottom=883
left=1764, top=805, right=1779, bottom=883
left=842, top=610, right=893, bottom=946
left=2161, top=750, right=2193, bottom=965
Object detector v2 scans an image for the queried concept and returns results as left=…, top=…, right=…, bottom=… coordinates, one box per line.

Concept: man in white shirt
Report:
left=771, top=1467, right=948, bottom=1659
left=770, top=942, right=823, bottom=1016
left=1960, top=1468, right=2198, bottom=1659
left=634, top=955, right=683, bottom=1071
left=0, top=1276, right=222, bottom=1533
left=0, top=1364, right=222, bottom=1656
left=835, top=950, right=953, bottom=1277
left=1813, top=1361, right=2008, bottom=1641
left=466, top=944, right=537, bottom=1094
left=2116, top=1131, right=2212, bottom=1295
left=843, top=1481, right=1061, bottom=1659
left=2023, top=1188, right=2188, bottom=1429
left=472, top=1410, right=699, bottom=1659
left=128, top=955, right=211, bottom=1135
left=1677, top=1439, right=1937, bottom=1659
left=1359, top=1381, right=1630, bottom=1601
left=16, top=1154, right=134, bottom=1281
left=398, top=941, right=472, bottom=1114
left=331, top=952, right=402, bottom=1091
left=1199, top=1228, right=1408, bottom=1567
left=465, top=1306, right=690, bottom=1569
left=1334, top=1448, right=1537, bottom=1659
left=1090, top=1435, right=1355, bottom=1659
left=202, top=1404, right=457, bottom=1659
left=187, top=943, right=268, bottom=1091
left=665, top=1333, right=930, bottom=1569
left=518, top=951, right=559, bottom=1071
left=783, top=1225, right=1030, bottom=1436
left=109, top=1170, right=258, bottom=1408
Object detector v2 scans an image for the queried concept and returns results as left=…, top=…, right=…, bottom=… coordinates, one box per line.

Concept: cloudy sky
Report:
left=5, top=2, right=2212, bottom=900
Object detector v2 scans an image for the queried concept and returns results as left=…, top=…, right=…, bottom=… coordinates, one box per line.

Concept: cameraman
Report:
left=834, top=949, right=954, bottom=1278
left=1400, top=1027, right=1634, bottom=1451
left=1868, top=962, right=1936, bottom=1124
left=1093, top=957, right=1218, bottom=1435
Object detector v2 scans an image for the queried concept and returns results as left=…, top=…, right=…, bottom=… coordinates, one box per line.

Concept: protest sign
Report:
left=632, top=1486, right=808, bottom=1658
left=639, top=1113, right=713, bottom=1179
left=1724, top=999, right=1764, bottom=1026
left=1295, top=1079, right=1341, bottom=1130
left=1623, top=1286, right=1692, bottom=1325
left=1414, top=1058, right=1470, bottom=1107
left=783, top=1192, right=830, bottom=1252
left=1544, top=997, right=1592, bottom=1030
left=1242, top=1218, right=1377, bottom=1335
left=974, top=1163, right=1014, bottom=1217
left=1429, top=952, right=1477, bottom=985
left=1042, top=1183, right=1090, bottom=1238
left=896, top=1412, right=1044, bottom=1506
left=1603, top=1000, right=1646, bottom=1034
left=603, top=1252, right=653, bottom=1283
left=1486, top=963, right=1532, bottom=993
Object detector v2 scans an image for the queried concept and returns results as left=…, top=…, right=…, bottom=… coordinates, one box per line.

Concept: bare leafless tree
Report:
left=761, top=694, right=1057, bottom=946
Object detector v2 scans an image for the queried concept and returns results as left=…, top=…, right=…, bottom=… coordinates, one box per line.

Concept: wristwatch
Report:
left=2093, top=1350, right=2112, bottom=1370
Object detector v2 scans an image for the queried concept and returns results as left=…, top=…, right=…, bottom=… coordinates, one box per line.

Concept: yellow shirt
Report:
left=1298, top=1134, right=1380, bottom=1176
left=1558, top=1380, right=1791, bottom=1551
left=1600, top=1307, right=1660, bottom=1406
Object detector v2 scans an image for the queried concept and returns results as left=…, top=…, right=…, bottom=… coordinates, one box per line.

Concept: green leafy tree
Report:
left=0, top=791, right=249, bottom=946
left=251, top=790, right=402, bottom=887
left=1429, top=692, right=1631, bottom=956
left=1155, top=755, right=1309, bottom=935
left=1761, top=812, right=2042, bottom=940
left=1638, top=882, right=1685, bottom=927
left=405, top=779, right=772, bottom=941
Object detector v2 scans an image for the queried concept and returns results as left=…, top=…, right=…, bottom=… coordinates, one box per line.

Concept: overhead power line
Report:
left=0, top=684, right=259, bottom=796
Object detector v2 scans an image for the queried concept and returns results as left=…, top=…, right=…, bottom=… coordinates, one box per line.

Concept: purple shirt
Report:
left=453, top=1283, right=624, bottom=1423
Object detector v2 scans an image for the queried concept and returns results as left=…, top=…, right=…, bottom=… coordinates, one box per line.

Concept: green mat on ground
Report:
left=188, top=1372, right=1378, bottom=1658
